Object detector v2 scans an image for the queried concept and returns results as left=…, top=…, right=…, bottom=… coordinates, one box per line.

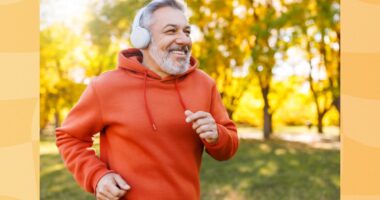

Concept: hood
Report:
left=117, top=48, right=198, bottom=81
left=117, top=48, right=197, bottom=131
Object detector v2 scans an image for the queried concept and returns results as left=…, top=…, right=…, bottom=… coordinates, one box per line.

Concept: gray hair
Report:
left=138, top=0, right=188, bottom=30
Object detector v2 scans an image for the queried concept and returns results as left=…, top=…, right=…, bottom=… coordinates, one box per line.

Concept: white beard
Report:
left=148, top=41, right=191, bottom=75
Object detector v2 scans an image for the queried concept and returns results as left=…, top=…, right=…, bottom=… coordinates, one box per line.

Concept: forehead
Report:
left=150, top=6, right=189, bottom=29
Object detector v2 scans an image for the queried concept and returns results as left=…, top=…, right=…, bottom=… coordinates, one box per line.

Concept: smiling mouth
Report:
left=170, top=50, right=187, bottom=56
left=168, top=46, right=189, bottom=56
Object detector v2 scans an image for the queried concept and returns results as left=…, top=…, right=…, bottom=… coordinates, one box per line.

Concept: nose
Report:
left=175, top=32, right=192, bottom=46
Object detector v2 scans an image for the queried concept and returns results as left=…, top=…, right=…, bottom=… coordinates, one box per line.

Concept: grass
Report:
left=40, top=137, right=96, bottom=200
left=41, top=135, right=339, bottom=200
left=199, top=139, right=339, bottom=200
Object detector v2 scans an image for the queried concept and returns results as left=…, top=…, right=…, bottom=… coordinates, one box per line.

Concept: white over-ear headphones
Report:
left=130, top=8, right=151, bottom=49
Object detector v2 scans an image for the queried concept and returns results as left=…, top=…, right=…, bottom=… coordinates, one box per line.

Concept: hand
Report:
left=185, top=110, right=219, bottom=144
left=96, top=173, right=131, bottom=200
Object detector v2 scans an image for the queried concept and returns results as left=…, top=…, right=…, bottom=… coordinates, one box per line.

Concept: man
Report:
left=56, top=0, right=239, bottom=199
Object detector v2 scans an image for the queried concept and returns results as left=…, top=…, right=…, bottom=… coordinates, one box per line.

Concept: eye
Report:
left=165, top=29, right=176, bottom=34
left=184, top=30, right=191, bottom=35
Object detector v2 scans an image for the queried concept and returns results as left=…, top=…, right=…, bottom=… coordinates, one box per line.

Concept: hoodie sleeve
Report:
left=55, top=79, right=115, bottom=194
left=203, top=84, right=239, bottom=161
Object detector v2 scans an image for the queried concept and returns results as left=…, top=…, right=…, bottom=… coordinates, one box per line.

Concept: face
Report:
left=145, top=7, right=192, bottom=76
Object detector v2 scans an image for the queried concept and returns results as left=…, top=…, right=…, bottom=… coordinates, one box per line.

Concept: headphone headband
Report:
left=132, top=8, right=145, bottom=31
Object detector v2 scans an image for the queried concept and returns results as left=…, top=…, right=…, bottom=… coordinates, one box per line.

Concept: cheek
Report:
left=155, top=36, right=176, bottom=50
left=155, top=42, right=169, bottom=52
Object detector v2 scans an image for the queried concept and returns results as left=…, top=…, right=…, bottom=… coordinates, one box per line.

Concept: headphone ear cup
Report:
left=130, top=27, right=151, bottom=49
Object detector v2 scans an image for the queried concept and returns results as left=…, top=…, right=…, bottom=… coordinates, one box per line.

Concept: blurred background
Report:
left=40, top=0, right=340, bottom=199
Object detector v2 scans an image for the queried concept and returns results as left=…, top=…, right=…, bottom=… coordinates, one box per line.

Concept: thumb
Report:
left=113, top=174, right=131, bottom=190
left=184, top=110, right=193, bottom=116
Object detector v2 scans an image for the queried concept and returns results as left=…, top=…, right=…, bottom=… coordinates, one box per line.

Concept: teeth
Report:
left=172, top=50, right=185, bottom=55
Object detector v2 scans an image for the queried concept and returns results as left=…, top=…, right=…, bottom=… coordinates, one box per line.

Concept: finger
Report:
left=98, top=189, right=116, bottom=200
left=185, top=111, right=209, bottom=123
left=107, top=183, right=124, bottom=198
left=184, top=110, right=193, bottom=117
left=196, top=124, right=216, bottom=134
left=192, top=117, right=214, bottom=130
left=96, top=192, right=108, bottom=200
left=114, top=174, right=131, bottom=191
left=118, top=190, right=127, bottom=198
left=199, top=131, right=216, bottom=139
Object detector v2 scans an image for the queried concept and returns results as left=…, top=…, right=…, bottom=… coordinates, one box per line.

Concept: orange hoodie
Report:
left=56, top=48, right=239, bottom=199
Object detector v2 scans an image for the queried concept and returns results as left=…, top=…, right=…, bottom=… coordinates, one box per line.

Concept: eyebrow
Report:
left=163, top=24, right=191, bottom=30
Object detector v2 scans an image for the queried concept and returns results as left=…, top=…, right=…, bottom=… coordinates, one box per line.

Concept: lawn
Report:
left=40, top=135, right=339, bottom=200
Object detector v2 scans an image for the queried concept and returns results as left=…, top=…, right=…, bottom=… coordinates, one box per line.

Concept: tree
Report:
left=296, top=0, right=340, bottom=133
left=40, top=24, right=86, bottom=129
left=245, top=0, right=302, bottom=139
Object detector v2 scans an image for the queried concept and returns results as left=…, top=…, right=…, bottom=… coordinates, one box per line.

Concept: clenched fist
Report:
left=185, top=110, right=219, bottom=144
left=96, top=173, right=131, bottom=200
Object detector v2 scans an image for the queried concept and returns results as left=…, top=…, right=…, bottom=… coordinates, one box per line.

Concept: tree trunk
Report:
left=317, top=113, right=324, bottom=134
left=258, top=74, right=273, bottom=140
left=262, top=88, right=273, bottom=140
left=226, top=108, right=234, bottom=119
left=263, top=104, right=272, bottom=140
left=54, top=111, right=61, bottom=128
left=333, top=95, right=340, bottom=113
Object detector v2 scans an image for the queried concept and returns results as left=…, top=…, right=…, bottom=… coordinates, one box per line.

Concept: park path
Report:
left=238, top=131, right=340, bottom=150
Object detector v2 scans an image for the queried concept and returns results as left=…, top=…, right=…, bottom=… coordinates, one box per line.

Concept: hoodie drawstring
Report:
left=144, top=72, right=158, bottom=131
left=175, top=79, right=187, bottom=111
left=143, top=73, right=187, bottom=132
